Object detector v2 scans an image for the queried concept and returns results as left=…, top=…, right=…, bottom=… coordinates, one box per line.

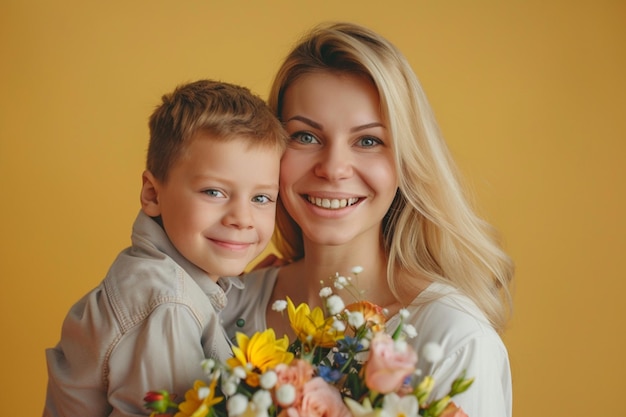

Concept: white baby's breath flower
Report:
left=197, top=386, right=210, bottom=400
left=347, top=311, right=365, bottom=328
left=351, top=265, right=364, bottom=275
left=333, top=275, right=348, bottom=289
left=227, top=394, right=249, bottom=416
left=233, top=366, right=247, bottom=379
left=399, top=308, right=410, bottom=319
left=260, top=370, right=278, bottom=389
left=326, top=294, right=345, bottom=315
left=319, top=286, right=333, bottom=298
left=422, top=342, right=444, bottom=363
left=201, top=358, right=216, bottom=374
left=403, top=323, right=418, bottom=338
left=332, top=318, right=346, bottom=331
left=360, top=337, right=371, bottom=350
left=355, top=350, right=369, bottom=362
left=272, top=299, right=287, bottom=312
left=276, top=384, right=296, bottom=406
left=221, top=379, right=238, bottom=396
left=252, top=389, right=273, bottom=409
left=255, top=407, right=270, bottom=417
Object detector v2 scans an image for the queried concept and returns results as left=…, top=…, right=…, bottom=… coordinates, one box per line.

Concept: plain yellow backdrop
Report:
left=2, top=1, right=625, bottom=415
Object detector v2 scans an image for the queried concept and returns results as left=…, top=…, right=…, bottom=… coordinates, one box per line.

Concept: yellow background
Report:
left=2, top=1, right=625, bottom=415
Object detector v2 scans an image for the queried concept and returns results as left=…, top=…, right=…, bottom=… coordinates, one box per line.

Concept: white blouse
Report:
left=222, top=266, right=512, bottom=417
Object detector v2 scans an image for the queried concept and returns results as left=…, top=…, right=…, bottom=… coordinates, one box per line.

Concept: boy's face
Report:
left=142, top=132, right=281, bottom=280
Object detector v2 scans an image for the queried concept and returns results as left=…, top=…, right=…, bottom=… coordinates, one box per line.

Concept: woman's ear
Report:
left=140, top=170, right=161, bottom=217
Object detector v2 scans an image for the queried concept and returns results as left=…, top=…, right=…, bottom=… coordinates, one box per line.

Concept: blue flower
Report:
left=318, top=365, right=342, bottom=383
left=337, top=335, right=363, bottom=352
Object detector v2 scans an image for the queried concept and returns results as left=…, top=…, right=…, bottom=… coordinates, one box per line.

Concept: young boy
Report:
left=43, top=80, right=287, bottom=417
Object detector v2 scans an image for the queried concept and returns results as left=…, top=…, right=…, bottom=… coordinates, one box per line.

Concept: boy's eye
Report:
left=251, top=194, right=273, bottom=204
left=291, top=131, right=319, bottom=145
left=357, top=136, right=382, bottom=148
left=204, top=189, right=225, bottom=198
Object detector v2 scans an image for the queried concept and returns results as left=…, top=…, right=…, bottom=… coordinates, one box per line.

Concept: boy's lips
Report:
left=208, top=238, right=253, bottom=250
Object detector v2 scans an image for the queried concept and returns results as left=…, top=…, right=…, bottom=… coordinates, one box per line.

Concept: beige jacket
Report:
left=44, top=211, right=238, bottom=417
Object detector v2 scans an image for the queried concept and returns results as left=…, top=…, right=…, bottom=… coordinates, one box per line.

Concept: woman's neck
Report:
left=280, top=236, right=399, bottom=309
left=267, top=235, right=431, bottom=340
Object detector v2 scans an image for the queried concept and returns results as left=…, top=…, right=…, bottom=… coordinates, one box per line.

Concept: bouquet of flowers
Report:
left=144, top=268, right=473, bottom=417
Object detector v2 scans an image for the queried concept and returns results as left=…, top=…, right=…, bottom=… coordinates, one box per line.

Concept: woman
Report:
left=222, top=22, right=514, bottom=416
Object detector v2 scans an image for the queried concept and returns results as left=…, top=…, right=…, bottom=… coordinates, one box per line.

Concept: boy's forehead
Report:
left=172, top=136, right=281, bottom=181
left=189, top=130, right=286, bottom=152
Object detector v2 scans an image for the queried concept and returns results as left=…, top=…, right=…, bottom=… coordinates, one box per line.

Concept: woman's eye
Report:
left=291, top=131, right=319, bottom=145
left=251, top=194, right=273, bottom=204
left=357, top=136, right=382, bottom=148
left=204, top=189, right=225, bottom=198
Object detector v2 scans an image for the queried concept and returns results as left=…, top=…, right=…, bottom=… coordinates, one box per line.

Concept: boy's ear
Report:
left=140, top=170, right=161, bottom=217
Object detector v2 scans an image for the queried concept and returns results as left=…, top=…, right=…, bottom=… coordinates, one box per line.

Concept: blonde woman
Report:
left=223, top=22, right=514, bottom=417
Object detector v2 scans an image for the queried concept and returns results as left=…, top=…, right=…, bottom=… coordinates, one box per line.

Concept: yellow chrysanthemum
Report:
left=287, top=297, right=343, bottom=348
left=227, top=329, right=294, bottom=387
left=174, top=379, right=223, bottom=417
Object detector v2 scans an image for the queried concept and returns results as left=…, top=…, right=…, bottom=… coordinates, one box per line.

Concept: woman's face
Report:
left=279, top=71, right=398, bottom=247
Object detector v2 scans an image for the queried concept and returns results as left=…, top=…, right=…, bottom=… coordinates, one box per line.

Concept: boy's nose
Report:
left=223, top=200, right=254, bottom=229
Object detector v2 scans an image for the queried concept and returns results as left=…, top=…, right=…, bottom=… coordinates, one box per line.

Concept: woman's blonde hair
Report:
left=269, top=22, right=514, bottom=332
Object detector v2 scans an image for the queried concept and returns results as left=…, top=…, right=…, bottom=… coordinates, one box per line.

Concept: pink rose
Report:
left=280, top=377, right=351, bottom=417
left=274, top=359, right=315, bottom=407
left=439, top=402, right=469, bottom=417
left=364, top=332, right=418, bottom=394
left=275, top=359, right=315, bottom=387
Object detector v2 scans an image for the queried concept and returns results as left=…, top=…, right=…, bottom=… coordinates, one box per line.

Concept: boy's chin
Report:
left=207, top=261, right=255, bottom=279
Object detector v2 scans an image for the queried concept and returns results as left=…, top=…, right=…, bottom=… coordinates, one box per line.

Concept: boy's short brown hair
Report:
left=147, top=79, right=287, bottom=182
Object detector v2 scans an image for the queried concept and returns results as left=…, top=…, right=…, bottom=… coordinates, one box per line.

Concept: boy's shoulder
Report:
left=105, top=245, right=187, bottom=299
left=100, top=211, right=224, bottom=330
left=102, top=243, right=221, bottom=331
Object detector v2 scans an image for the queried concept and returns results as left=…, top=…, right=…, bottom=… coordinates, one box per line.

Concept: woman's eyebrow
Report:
left=285, top=116, right=384, bottom=133
left=284, top=115, right=322, bottom=130
left=350, top=122, right=385, bottom=133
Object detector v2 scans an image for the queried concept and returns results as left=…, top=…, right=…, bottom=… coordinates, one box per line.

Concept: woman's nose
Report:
left=313, top=144, right=354, bottom=181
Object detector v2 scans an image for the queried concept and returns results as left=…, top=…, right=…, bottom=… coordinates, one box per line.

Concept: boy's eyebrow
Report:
left=193, top=174, right=279, bottom=190
left=254, top=182, right=280, bottom=191
left=284, top=115, right=384, bottom=133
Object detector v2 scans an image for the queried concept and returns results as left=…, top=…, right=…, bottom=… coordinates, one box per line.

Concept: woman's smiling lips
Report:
left=304, top=194, right=362, bottom=210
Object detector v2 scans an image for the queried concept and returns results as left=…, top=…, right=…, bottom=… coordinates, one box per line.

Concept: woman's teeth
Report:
left=307, top=196, right=359, bottom=209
